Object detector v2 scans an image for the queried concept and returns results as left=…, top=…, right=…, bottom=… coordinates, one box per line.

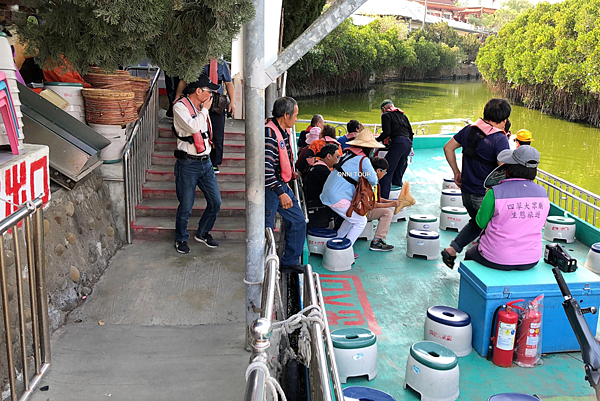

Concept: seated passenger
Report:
left=338, top=120, right=360, bottom=150
left=366, top=157, right=403, bottom=252
left=465, top=146, right=549, bottom=271
left=298, top=114, right=324, bottom=150
left=320, top=128, right=383, bottom=251
left=304, top=143, right=340, bottom=229
left=297, top=125, right=342, bottom=176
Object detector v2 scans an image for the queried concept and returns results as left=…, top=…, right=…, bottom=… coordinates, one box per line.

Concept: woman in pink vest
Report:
left=465, top=146, right=550, bottom=271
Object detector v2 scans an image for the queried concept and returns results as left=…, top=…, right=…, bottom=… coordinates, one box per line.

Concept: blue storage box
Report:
left=458, top=260, right=600, bottom=356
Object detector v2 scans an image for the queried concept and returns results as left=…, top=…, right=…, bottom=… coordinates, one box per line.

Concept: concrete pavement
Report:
left=30, top=239, right=249, bottom=401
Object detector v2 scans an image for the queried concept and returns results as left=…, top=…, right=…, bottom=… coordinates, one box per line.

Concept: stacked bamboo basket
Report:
left=82, top=67, right=150, bottom=162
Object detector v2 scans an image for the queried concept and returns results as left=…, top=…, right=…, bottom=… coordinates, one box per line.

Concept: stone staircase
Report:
left=132, top=118, right=248, bottom=241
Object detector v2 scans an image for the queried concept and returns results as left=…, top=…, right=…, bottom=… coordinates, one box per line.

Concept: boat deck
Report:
left=309, top=146, right=598, bottom=400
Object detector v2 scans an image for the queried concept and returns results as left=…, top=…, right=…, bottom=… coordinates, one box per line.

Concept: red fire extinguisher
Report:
left=515, top=295, right=544, bottom=366
left=490, top=299, right=524, bottom=367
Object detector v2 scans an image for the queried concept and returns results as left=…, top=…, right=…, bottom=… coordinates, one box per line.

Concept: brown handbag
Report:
left=346, top=156, right=376, bottom=217
left=209, top=92, right=228, bottom=115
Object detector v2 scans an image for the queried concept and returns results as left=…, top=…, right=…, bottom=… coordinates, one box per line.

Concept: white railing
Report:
left=536, top=169, right=600, bottom=227
left=296, top=118, right=471, bottom=137
left=0, top=198, right=51, bottom=401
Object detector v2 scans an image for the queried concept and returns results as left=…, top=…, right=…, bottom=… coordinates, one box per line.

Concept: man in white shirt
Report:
left=173, top=75, right=222, bottom=254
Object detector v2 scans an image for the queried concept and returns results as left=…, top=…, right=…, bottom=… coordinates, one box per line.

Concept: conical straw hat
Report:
left=346, top=127, right=385, bottom=149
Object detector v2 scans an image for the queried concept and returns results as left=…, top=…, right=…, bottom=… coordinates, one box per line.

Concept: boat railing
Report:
left=244, top=230, right=342, bottom=400
left=296, top=118, right=471, bottom=137
left=0, top=197, right=51, bottom=401
left=536, top=169, right=600, bottom=227
left=121, top=67, right=161, bottom=243
left=244, top=228, right=278, bottom=401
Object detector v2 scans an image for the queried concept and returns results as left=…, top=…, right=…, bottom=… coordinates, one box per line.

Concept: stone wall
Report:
left=1, top=170, right=123, bottom=396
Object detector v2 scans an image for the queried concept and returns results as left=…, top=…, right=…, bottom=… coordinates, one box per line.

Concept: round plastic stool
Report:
left=322, top=238, right=354, bottom=272
left=407, top=215, right=439, bottom=235
left=358, top=220, right=375, bottom=241
left=407, top=230, right=440, bottom=260
left=442, top=177, right=459, bottom=190
left=585, top=243, right=600, bottom=274
left=440, top=189, right=463, bottom=208
left=389, top=184, right=403, bottom=201
left=439, top=206, right=469, bottom=231
left=543, top=216, right=576, bottom=243
left=391, top=206, right=408, bottom=222
left=331, top=328, right=377, bottom=383
left=404, top=341, right=459, bottom=401
left=343, top=386, right=396, bottom=401
left=307, top=228, right=337, bottom=255
left=424, top=306, right=472, bottom=357
left=487, top=394, right=539, bottom=401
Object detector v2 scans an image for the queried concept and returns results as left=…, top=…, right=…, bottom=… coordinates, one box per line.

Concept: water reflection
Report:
left=297, top=80, right=600, bottom=195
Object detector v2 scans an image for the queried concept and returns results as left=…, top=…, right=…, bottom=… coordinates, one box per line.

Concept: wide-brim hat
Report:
left=346, top=127, right=385, bottom=149
left=484, top=145, right=540, bottom=188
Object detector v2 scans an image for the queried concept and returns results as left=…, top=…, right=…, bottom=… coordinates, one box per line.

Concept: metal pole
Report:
left=265, top=82, right=278, bottom=119
left=244, top=0, right=266, bottom=348
left=422, top=0, right=428, bottom=30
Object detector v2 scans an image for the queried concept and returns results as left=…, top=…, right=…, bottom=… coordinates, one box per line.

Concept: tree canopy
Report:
left=15, top=0, right=254, bottom=82
left=476, top=0, right=600, bottom=125
left=282, top=0, right=327, bottom=48
left=480, top=0, right=534, bottom=32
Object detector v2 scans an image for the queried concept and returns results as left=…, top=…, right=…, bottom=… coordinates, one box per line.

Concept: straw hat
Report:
left=346, top=127, right=385, bottom=149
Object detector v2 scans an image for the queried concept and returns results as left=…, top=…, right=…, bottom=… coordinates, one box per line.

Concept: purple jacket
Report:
left=479, top=179, right=550, bottom=265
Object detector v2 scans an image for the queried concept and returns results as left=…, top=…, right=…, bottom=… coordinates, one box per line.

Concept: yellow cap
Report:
left=516, top=129, right=533, bottom=142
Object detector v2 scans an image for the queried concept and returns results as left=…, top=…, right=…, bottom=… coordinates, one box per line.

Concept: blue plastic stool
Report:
left=487, top=394, right=539, bottom=401
left=322, top=238, right=354, bottom=272
left=306, top=228, right=337, bottom=255
left=343, top=386, right=396, bottom=401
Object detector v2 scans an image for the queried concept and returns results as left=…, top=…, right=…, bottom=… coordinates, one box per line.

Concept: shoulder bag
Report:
left=346, top=156, right=376, bottom=217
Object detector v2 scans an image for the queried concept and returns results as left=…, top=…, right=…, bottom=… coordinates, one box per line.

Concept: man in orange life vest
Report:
left=172, top=75, right=222, bottom=254
left=265, top=97, right=307, bottom=273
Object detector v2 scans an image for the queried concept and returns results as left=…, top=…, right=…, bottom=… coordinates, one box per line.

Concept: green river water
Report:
left=296, top=80, right=600, bottom=196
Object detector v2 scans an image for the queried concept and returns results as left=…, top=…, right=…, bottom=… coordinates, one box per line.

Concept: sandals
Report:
left=441, top=249, right=456, bottom=269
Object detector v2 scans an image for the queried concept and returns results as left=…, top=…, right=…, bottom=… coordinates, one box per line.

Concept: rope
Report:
left=245, top=361, right=287, bottom=401
left=244, top=254, right=280, bottom=285
left=272, top=305, right=325, bottom=368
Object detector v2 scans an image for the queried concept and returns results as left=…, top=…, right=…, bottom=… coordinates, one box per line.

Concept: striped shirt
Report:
left=265, top=119, right=293, bottom=196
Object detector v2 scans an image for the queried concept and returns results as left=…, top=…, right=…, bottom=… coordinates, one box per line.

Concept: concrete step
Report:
left=132, top=216, right=246, bottom=241
left=151, top=151, right=245, bottom=167
left=154, top=137, right=245, bottom=153
left=136, top=198, right=246, bottom=218
left=142, top=181, right=245, bottom=200
left=158, top=127, right=245, bottom=142
left=146, top=165, right=245, bottom=183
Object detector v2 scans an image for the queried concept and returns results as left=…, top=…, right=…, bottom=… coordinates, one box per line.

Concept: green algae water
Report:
left=296, top=80, right=600, bottom=196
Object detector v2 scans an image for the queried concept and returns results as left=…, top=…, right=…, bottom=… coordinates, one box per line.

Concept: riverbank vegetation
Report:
left=477, top=0, right=600, bottom=127
left=287, top=19, right=480, bottom=97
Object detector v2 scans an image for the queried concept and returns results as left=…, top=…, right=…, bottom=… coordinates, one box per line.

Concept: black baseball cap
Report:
left=183, top=74, right=220, bottom=94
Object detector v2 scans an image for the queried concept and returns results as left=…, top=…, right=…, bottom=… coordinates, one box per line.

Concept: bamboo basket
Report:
left=82, top=88, right=137, bottom=125
left=130, top=76, right=150, bottom=111
left=84, top=67, right=131, bottom=89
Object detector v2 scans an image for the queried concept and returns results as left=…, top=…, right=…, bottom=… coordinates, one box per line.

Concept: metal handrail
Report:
left=244, top=228, right=279, bottom=401
left=0, top=198, right=51, bottom=401
left=291, top=123, right=309, bottom=223
left=121, top=67, right=161, bottom=243
left=535, top=169, right=600, bottom=227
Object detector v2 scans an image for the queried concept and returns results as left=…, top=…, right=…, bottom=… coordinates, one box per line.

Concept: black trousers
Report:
left=164, top=73, right=180, bottom=117
left=210, top=110, right=226, bottom=166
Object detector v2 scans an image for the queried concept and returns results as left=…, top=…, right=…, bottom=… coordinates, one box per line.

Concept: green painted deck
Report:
left=308, top=143, right=598, bottom=400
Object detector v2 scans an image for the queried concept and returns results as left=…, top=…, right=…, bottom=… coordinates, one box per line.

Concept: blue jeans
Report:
left=175, top=158, right=222, bottom=242
left=265, top=184, right=306, bottom=266
left=380, top=136, right=412, bottom=199
left=450, top=191, right=484, bottom=253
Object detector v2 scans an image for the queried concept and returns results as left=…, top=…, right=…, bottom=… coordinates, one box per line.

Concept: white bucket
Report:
left=44, top=82, right=86, bottom=123
left=0, top=33, right=15, bottom=71
left=89, top=123, right=127, bottom=163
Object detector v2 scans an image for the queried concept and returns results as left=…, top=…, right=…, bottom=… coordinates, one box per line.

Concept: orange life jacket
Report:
left=266, top=120, right=295, bottom=182
left=176, top=97, right=212, bottom=154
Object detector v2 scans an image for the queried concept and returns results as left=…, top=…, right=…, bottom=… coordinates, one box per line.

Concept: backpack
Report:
left=345, top=156, right=376, bottom=217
